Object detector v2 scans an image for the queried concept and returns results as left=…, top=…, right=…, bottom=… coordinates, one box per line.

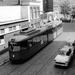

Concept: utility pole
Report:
left=18, top=0, right=20, bottom=5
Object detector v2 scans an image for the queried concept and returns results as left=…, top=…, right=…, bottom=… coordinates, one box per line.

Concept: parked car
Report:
left=54, top=46, right=74, bottom=66
left=66, top=39, right=75, bottom=53
left=66, top=39, right=75, bottom=47
left=60, top=16, right=71, bottom=22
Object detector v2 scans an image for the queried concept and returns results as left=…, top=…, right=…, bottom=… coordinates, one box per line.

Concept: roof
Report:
left=60, top=46, right=70, bottom=52
left=10, top=27, right=47, bottom=43
left=0, top=19, right=28, bottom=26
left=11, top=35, right=28, bottom=42
left=21, top=0, right=40, bottom=6
left=67, top=39, right=75, bottom=43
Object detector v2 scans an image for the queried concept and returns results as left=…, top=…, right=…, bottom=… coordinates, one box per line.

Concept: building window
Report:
left=0, top=35, right=5, bottom=45
left=9, top=27, right=12, bottom=31
left=37, top=7, right=40, bottom=18
left=30, top=7, right=33, bottom=19
left=13, top=26, right=16, bottom=30
left=1, top=28, right=5, bottom=34
left=19, top=25, right=21, bottom=29
left=34, top=7, right=37, bottom=18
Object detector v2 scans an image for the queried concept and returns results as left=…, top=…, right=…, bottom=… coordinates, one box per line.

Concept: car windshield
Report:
left=59, top=51, right=66, bottom=55
left=66, top=43, right=72, bottom=46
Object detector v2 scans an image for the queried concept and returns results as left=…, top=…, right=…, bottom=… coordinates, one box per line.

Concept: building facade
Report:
left=0, top=19, right=29, bottom=51
left=43, top=0, right=53, bottom=12
left=0, top=0, right=41, bottom=51
left=21, top=0, right=41, bottom=28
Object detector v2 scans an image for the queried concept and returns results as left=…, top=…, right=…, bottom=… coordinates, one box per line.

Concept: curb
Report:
left=0, top=48, right=8, bottom=55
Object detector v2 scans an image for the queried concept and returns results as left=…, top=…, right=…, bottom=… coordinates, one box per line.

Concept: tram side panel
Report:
left=47, top=27, right=54, bottom=43
left=21, top=30, right=48, bottom=61
left=52, top=27, right=57, bottom=39
left=56, top=23, right=63, bottom=36
left=8, top=23, right=63, bottom=62
left=9, top=30, right=48, bottom=62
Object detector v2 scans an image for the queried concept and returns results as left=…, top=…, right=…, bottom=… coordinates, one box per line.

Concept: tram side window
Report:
left=32, top=36, right=41, bottom=44
left=20, top=41, right=28, bottom=50
left=36, top=36, right=40, bottom=42
left=28, top=36, right=41, bottom=48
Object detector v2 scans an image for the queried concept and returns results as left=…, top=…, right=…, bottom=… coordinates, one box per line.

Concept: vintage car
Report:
left=66, top=39, right=75, bottom=53
left=66, top=39, right=75, bottom=47
left=54, top=46, right=74, bottom=66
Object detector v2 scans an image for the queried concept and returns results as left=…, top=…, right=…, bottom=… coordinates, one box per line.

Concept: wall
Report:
left=0, top=20, right=29, bottom=51
left=43, top=0, right=53, bottom=12
left=0, top=0, right=18, bottom=5
left=21, top=6, right=28, bottom=19
left=21, top=0, right=37, bottom=3
left=0, top=6, right=21, bottom=22
left=48, top=0, right=53, bottom=12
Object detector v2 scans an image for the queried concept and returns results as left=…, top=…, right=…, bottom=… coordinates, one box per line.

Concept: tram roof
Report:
left=11, top=35, right=29, bottom=42
left=10, top=28, right=47, bottom=43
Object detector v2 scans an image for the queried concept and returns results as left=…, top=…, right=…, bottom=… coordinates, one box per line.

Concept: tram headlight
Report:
left=13, top=55, right=15, bottom=57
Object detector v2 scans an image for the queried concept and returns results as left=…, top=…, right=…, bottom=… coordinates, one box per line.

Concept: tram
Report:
left=8, top=21, right=63, bottom=63
left=8, top=27, right=49, bottom=63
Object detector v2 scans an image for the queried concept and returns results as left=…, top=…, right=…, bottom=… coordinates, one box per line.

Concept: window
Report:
left=19, top=25, right=21, bottom=29
left=30, top=7, right=33, bottom=19
left=13, top=26, right=16, bottom=30
left=9, top=27, right=12, bottom=31
left=59, top=51, right=66, bottom=55
left=20, top=40, right=28, bottom=49
left=1, top=28, right=5, bottom=34
left=66, top=49, right=71, bottom=56
left=37, top=7, right=40, bottom=18
left=0, top=35, right=5, bottom=45
left=13, top=46, right=20, bottom=51
left=34, top=7, right=37, bottom=18
left=28, top=36, right=41, bottom=48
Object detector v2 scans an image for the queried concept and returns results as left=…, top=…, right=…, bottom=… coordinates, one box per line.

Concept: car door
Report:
left=66, top=49, right=72, bottom=63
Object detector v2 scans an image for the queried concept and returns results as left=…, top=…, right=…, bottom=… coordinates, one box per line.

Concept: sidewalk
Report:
left=0, top=48, right=8, bottom=55
left=0, top=52, right=9, bottom=66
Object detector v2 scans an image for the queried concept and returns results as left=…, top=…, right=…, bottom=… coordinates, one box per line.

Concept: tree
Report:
left=72, top=6, right=75, bottom=15
left=71, top=6, right=75, bottom=18
left=60, top=0, right=71, bottom=18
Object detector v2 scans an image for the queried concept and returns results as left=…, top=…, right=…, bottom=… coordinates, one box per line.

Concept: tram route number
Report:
left=41, top=40, right=43, bottom=44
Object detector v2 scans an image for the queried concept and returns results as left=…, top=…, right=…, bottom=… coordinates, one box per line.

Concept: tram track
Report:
left=5, top=40, right=65, bottom=75
left=0, top=41, right=55, bottom=75
left=31, top=41, right=66, bottom=75
left=35, top=42, right=66, bottom=75
left=6, top=42, right=55, bottom=75
left=19, top=33, right=71, bottom=75
left=18, top=41, right=67, bottom=75
left=0, top=39, right=66, bottom=75
left=0, top=34, right=69, bottom=75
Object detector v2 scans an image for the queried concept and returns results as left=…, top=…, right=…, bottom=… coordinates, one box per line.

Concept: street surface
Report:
left=0, top=22, right=75, bottom=75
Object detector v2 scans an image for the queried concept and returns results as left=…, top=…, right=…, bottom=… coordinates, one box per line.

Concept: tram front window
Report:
left=13, top=46, right=20, bottom=51
left=9, top=42, right=20, bottom=51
